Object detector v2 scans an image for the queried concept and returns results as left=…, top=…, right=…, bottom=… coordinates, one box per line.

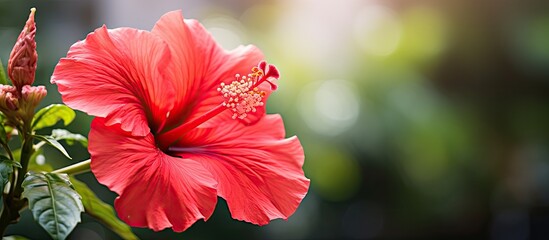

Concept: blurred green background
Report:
left=2, top=0, right=549, bottom=239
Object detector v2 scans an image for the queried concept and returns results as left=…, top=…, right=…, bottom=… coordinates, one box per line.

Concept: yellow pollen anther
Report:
left=218, top=68, right=267, bottom=120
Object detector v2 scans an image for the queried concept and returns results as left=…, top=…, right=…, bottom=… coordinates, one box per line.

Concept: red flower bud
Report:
left=21, top=85, right=47, bottom=111
left=8, top=8, right=37, bottom=90
left=0, top=85, right=19, bottom=113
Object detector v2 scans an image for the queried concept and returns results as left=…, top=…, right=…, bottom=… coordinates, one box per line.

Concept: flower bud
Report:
left=0, top=85, right=19, bottom=113
left=21, top=85, right=47, bottom=110
left=8, top=8, right=37, bottom=90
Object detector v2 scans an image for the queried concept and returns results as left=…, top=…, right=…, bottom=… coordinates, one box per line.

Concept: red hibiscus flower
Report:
left=51, top=10, right=309, bottom=232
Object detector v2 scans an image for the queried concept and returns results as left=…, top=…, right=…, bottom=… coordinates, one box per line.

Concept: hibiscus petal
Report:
left=89, top=118, right=217, bottom=232
left=51, top=26, right=174, bottom=136
left=151, top=10, right=264, bottom=130
left=173, top=114, right=310, bottom=225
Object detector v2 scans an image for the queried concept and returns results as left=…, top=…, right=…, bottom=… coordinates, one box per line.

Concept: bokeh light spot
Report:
left=203, top=16, right=244, bottom=50
left=299, top=80, right=360, bottom=136
left=354, top=4, right=402, bottom=56
left=397, top=6, right=447, bottom=61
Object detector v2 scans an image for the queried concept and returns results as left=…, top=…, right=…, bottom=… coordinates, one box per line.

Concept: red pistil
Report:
left=252, top=61, right=279, bottom=90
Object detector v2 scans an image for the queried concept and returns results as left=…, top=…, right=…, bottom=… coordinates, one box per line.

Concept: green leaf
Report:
left=71, top=177, right=138, bottom=240
left=0, top=58, right=7, bottom=85
left=0, top=155, right=21, bottom=168
left=22, top=172, right=84, bottom=240
left=0, top=158, right=13, bottom=186
left=33, top=135, right=72, bottom=160
left=32, top=104, right=76, bottom=131
left=50, top=129, right=88, bottom=147
left=0, top=160, right=14, bottom=210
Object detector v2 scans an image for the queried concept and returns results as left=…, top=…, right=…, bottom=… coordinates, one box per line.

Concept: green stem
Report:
left=13, top=130, right=33, bottom=199
left=52, top=159, right=91, bottom=175
left=0, top=195, right=10, bottom=236
left=0, top=124, right=33, bottom=236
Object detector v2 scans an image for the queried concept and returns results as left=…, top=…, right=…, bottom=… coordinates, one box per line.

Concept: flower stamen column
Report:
left=156, top=61, right=280, bottom=149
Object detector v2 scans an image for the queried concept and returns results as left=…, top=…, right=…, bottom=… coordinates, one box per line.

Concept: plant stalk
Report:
left=0, top=122, right=33, bottom=236
left=52, top=159, right=91, bottom=175
left=0, top=197, right=12, bottom=236
left=13, top=127, right=33, bottom=199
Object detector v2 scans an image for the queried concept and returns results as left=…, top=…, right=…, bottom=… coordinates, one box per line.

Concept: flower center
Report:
left=156, top=61, right=279, bottom=151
